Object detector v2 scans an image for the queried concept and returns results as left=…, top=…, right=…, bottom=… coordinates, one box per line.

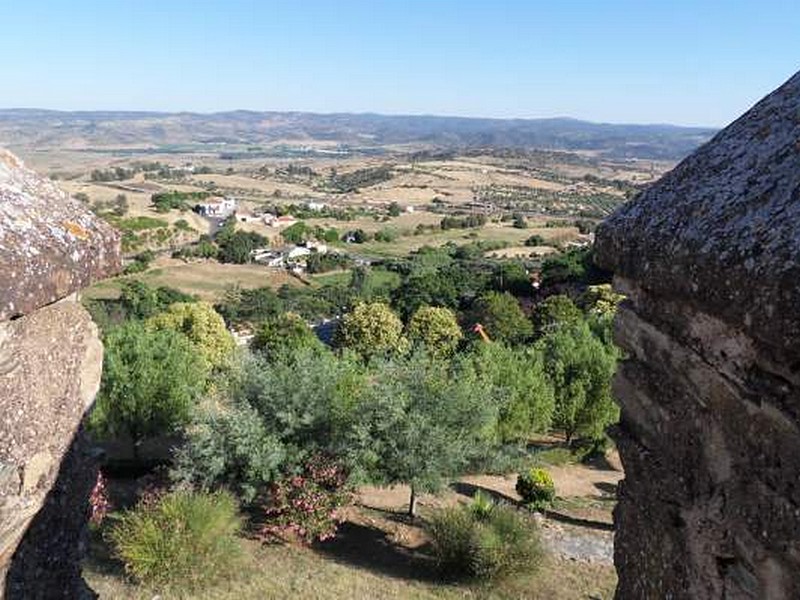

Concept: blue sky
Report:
left=0, top=0, right=798, bottom=126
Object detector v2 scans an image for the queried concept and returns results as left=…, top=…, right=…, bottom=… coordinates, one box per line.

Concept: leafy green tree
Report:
left=118, top=280, right=194, bottom=320
left=512, top=213, right=527, bottom=229
left=217, top=230, right=267, bottom=264
left=470, top=292, right=533, bottom=345
left=540, top=248, right=602, bottom=286
left=251, top=312, right=324, bottom=360
left=406, top=306, right=463, bottom=356
left=537, top=322, right=619, bottom=443
left=470, top=343, right=555, bottom=442
left=322, top=227, right=340, bottom=242
left=236, top=349, right=369, bottom=467
left=335, top=302, right=408, bottom=358
left=580, top=284, right=624, bottom=317
left=533, top=294, right=584, bottom=335
left=173, top=348, right=366, bottom=503
left=493, top=261, right=531, bottom=296
left=352, top=352, right=499, bottom=516
left=147, top=302, right=235, bottom=371
left=215, top=286, right=283, bottom=325
left=392, top=272, right=459, bottom=319
left=388, top=201, right=402, bottom=217
left=172, top=403, right=285, bottom=503
left=282, top=221, right=312, bottom=244
left=90, top=321, right=207, bottom=458
left=524, top=234, right=545, bottom=247
left=215, top=216, right=237, bottom=244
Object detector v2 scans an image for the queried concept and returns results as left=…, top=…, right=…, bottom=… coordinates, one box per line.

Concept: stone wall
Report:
left=595, top=72, right=800, bottom=598
left=0, top=149, right=120, bottom=599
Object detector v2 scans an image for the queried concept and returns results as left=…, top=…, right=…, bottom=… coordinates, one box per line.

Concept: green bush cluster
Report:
left=109, top=490, right=242, bottom=591
left=516, top=467, right=556, bottom=510
left=428, top=497, right=542, bottom=580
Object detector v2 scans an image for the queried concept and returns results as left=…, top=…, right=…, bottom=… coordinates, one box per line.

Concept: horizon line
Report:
left=0, top=106, right=719, bottom=130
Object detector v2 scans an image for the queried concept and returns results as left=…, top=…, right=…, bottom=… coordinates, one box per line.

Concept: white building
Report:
left=196, top=196, right=236, bottom=217
left=305, top=240, right=328, bottom=254
left=237, top=209, right=261, bottom=223
left=287, top=246, right=312, bottom=260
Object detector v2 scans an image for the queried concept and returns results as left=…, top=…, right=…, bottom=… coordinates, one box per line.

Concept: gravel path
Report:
left=535, top=514, right=614, bottom=564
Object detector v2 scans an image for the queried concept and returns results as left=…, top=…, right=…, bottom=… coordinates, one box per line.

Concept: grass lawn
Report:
left=310, top=268, right=401, bottom=290
left=85, top=538, right=615, bottom=600
left=84, top=457, right=621, bottom=599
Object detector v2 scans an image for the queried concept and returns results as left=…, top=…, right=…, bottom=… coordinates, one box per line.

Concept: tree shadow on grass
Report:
left=355, top=503, right=421, bottom=527
left=582, top=452, right=621, bottom=472
left=450, top=481, right=614, bottom=532
left=594, top=481, right=618, bottom=496
left=313, top=521, right=439, bottom=582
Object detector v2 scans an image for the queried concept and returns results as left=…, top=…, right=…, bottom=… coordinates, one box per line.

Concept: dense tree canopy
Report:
left=335, top=302, right=408, bottom=358
left=147, top=302, right=235, bottom=371
left=533, top=294, right=583, bottom=336
left=216, top=286, right=283, bottom=325
left=251, top=312, right=324, bottom=360
left=537, top=322, right=619, bottom=443
left=90, top=321, right=207, bottom=454
left=470, top=291, right=533, bottom=345
left=470, top=343, right=555, bottom=442
left=406, top=306, right=463, bottom=356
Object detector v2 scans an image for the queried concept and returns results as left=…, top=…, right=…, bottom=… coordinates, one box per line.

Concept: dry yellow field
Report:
left=85, top=258, right=303, bottom=301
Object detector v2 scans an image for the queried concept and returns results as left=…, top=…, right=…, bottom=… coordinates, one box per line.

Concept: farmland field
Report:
left=85, top=258, right=303, bottom=301
left=18, top=132, right=668, bottom=307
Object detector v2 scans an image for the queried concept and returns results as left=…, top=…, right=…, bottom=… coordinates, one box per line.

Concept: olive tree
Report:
left=352, top=352, right=499, bottom=517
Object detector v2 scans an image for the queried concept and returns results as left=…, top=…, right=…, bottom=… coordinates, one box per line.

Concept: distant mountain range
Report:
left=0, top=109, right=717, bottom=160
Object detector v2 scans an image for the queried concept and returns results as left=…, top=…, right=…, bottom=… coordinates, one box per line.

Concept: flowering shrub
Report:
left=260, top=455, right=350, bottom=544
left=516, top=467, right=556, bottom=510
left=89, top=471, right=111, bottom=525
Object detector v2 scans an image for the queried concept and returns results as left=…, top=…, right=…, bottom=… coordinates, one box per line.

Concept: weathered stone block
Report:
left=596, top=72, right=800, bottom=598
left=0, top=149, right=120, bottom=599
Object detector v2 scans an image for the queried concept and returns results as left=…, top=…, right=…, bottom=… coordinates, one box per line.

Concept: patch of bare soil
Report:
left=351, top=454, right=624, bottom=566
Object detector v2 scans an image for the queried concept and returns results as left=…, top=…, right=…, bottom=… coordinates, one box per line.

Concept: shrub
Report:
left=89, top=321, right=207, bottom=456
left=469, top=490, right=495, bottom=520
left=427, top=505, right=474, bottom=574
left=171, top=404, right=285, bottom=504
left=260, top=455, right=350, bottom=544
left=516, top=467, right=556, bottom=510
left=470, top=504, right=540, bottom=579
left=109, top=490, right=242, bottom=591
left=428, top=501, right=542, bottom=580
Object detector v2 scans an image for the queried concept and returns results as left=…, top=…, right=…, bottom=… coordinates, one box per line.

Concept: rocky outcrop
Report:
left=595, top=72, right=800, bottom=598
left=0, top=150, right=121, bottom=598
